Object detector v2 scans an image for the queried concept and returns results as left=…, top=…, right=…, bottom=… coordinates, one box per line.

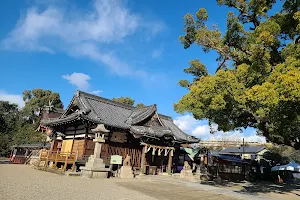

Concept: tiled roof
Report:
left=219, top=146, right=266, bottom=154
left=160, top=118, right=199, bottom=142
left=42, top=90, right=199, bottom=143
left=127, top=105, right=157, bottom=124
left=211, top=153, right=249, bottom=164
left=11, top=143, right=51, bottom=149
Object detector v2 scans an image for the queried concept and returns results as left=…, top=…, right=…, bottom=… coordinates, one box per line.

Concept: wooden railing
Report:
left=24, top=150, right=40, bottom=165
left=39, top=150, right=78, bottom=172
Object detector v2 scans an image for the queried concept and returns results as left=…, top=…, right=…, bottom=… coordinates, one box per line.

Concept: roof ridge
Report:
left=76, top=90, right=136, bottom=110
left=129, top=105, right=157, bottom=124
left=133, top=104, right=156, bottom=110
left=158, top=113, right=172, bottom=120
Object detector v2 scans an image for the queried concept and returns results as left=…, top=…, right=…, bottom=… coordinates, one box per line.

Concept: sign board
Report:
left=110, top=155, right=122, bottom=165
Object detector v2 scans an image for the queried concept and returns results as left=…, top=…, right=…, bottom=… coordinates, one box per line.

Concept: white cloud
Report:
left=192, top=125, right=210, bottom=136
left=174, top=115, right=199, bottom=133
left=0, top=91, right=24, bottom=107
left=174, top=114, right=266, bottom=143
left=90, top=90, right=103, bottom=95
left=2, top=0, right=166, bottom=83
left=62, top=72, right=91, bottom=90
left=4, top=0, right=139, bottom=46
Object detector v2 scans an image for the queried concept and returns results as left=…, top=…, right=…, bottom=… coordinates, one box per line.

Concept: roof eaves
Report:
left=41, top=113, right=81, bottom=126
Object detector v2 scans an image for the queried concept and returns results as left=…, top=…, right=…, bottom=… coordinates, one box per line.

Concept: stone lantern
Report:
left=80, top=124, right=110, bottom=178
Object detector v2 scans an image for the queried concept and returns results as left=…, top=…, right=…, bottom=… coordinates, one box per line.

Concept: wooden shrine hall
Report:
left=41, top=91, right=199, bottom=174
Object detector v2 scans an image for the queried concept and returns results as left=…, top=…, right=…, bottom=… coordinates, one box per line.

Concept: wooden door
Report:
left=61, top=140, right=73, bottom=153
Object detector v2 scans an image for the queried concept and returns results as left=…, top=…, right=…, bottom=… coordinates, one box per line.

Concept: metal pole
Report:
left=243, top=138, right=245, bottom=179
left=243, top=138, right=245, bottom=159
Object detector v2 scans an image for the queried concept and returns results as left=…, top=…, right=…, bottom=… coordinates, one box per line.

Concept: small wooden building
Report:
left=41, top=91, right=199, bottom=173
left=208, top=153, right=250, bottom=181
left=10, top=143, right=50, bottom=164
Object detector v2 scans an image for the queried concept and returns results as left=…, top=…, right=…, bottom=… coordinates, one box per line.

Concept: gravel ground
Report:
left=0, top=164, right=239, bottom=200
left=0, top=164, right=156, bottom=200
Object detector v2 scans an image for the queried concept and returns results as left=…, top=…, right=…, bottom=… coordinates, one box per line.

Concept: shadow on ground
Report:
left=239, top=182, right=300, bottom=195
left=201, top=179, right=300, bottom=196
left=0, top=160, right=11, bottom=164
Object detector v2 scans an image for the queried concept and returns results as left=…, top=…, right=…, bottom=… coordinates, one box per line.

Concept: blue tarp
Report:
left=271, top=160, right=300, bottom=172
left=211, top=153, right=249, bottom=164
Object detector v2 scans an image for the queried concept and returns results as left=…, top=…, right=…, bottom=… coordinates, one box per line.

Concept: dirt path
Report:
left=0, top=164, right=238, bottom=200
left=0, top=164, right=155, bottom=200
left=1, top=164, right=296, bottom=200
left=116, top=180, right=237, bottom=200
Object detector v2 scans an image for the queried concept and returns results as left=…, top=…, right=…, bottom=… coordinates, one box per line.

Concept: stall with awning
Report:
left=271, top=160, right=300, bottom=172
left=182, top=147, right=200, bottom=161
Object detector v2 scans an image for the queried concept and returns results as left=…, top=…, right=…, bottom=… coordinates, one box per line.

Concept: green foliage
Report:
left=112, top=97, right=147, bottom=108
left=136, top=103, right=146, bottom=109
left=263, top=144, right=300, bottom=164
left=22, top=89, right=63, bottom=123
left=12, top=122, right=46, bottom=146
left=176, top=1, right=300, bottom=149
left=112, top=97, right=135, bottom=106
left=179, top=59, right=209, bottom=89
left=0, top=88, right=62, bottom=157
left=0, top=101, right=19, bottom=156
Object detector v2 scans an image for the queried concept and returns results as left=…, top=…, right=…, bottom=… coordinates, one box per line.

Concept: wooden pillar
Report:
left=167, top=149, right=173, bottom=174
left=70, top=126, right=76, bottom=153
left=83, top=123, right=89, bottom=156
left=50, top=139, right=55, bottom=152
left=140, top=144, right=146, bottom=174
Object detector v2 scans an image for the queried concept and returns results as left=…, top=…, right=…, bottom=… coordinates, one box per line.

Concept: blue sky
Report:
left=0, top=0, right=266, bottom=142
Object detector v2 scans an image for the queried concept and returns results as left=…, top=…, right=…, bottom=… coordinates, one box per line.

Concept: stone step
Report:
left=65, top=171, right=81, bottom=177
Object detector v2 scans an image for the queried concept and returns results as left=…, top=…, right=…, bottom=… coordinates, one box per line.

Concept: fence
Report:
left=39, top=150, right=78, bottom=172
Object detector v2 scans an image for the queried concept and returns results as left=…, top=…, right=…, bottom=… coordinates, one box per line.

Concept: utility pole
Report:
left=242, top=138, right=245, bottom=159
left=242, top=138, right=245, bottom=179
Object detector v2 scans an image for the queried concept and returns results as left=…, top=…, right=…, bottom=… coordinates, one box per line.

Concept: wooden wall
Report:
left=85, top=139, right=95, bottom=156
left=101, top=143, right=142, bottom=168
left=72, top=140, right=85, bottom=158
left=56, top=124, right=143, bottom=167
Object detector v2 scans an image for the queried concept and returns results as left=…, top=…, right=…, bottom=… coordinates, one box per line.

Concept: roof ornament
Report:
left=43, top=100, right=54, bottom=113
left=163, top=130, right=172, bottom=134
left=76, top=108, right=91, bottom=115
left=126, top=118, right=132, bottom=124
left=91, top=124, right=110, bottom=133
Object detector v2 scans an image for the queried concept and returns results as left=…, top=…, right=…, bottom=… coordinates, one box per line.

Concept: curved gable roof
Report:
left=42, top=91, right=200, bottom=143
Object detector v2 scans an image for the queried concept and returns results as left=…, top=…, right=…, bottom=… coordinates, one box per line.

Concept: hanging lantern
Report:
left=46, top=128, right=56, bottom=137
left=46, top=128, right=53, bottom=136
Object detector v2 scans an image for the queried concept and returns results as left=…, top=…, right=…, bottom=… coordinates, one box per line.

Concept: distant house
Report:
left=219, top=146, right=268, bottom=160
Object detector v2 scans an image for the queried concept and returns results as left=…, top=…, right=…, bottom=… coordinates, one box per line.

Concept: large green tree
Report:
left=22, top=89, right=63, bottom=123
left=0, top=89, right=62, bottom=156
left=0, top=101, right=19, bottom=156
left=112, top=97, right=135, bottom=106
left=112, top=97, right=146, bottom=108
left=175, top=1, right=300, bottom=149
left=136, top=103, right=146, bottom=108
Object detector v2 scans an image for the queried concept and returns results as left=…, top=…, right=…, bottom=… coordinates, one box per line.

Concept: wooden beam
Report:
left=140, top=142, right=175, bottom=151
